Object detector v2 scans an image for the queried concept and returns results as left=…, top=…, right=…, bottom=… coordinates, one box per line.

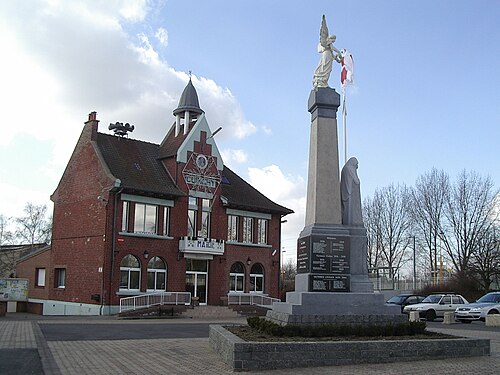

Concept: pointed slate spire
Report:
left=173, top=77, right=204, bottom=136
left=173, top=78, right=204, bottom=117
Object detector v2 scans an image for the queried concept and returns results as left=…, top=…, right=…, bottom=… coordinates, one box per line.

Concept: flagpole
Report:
left=342, top=91, right=347, bottom=165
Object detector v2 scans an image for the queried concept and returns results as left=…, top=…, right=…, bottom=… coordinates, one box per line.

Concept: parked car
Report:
left=403, top=293, right=469, bottom=321
left=454, top=291, right=500, bottom=323
left=385, top=293, right=427, bottom=313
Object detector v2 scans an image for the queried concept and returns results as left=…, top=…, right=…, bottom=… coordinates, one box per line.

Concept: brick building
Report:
left=16, top=80, right=292, bottom=314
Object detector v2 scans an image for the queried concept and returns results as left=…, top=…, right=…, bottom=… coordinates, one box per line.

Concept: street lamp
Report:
left=280, top=249, right=286, bottom=299
left=409, top=236, right=416, bottom=291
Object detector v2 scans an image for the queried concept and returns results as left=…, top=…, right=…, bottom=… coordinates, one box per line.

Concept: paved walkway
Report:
left=1, top=314, right=500, bottom=374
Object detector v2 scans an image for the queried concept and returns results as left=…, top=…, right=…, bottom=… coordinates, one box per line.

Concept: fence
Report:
left=119, top=291, right=191, bottom=313
left=227, top=293, right=280, bottom=308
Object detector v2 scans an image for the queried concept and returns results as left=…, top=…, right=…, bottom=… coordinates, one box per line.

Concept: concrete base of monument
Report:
left=266, top=291, right=405, bottom=325
left=209, top=325, right=490, bottom=372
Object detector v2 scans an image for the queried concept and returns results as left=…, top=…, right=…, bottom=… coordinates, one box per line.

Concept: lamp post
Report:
left=408, top=236, right=416, bottom=291
left=280, top=249, right=286, bottom=300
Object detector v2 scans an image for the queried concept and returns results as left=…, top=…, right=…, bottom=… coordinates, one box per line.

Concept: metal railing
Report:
left=227, top=293, right=280, bottom=308
left=119, top=291, right=191, bottom=313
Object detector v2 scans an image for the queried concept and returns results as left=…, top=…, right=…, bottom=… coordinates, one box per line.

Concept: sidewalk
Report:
left=1, top=314, right=500, bottom=374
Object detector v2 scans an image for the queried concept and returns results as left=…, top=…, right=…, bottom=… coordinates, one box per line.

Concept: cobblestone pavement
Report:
left=1, top=315, right=500, bottom=374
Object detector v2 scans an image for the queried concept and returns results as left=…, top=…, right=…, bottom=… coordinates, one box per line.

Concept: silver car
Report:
left=403, top=293, right=468, bottom=321
left=454, top=292, right=500, bottom=323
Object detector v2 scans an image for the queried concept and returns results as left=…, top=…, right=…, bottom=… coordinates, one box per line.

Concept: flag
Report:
left=340, top=49, right=354, bottom=90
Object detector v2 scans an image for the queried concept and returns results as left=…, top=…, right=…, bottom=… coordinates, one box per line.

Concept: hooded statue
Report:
left=340, top=157, right=363, bottom=226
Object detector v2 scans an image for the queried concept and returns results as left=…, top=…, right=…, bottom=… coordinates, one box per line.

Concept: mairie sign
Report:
left=179, top=237, right=224, bottom=255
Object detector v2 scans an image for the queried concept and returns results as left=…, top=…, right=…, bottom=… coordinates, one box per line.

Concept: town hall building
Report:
left=16, top=79, right=293, bottom=315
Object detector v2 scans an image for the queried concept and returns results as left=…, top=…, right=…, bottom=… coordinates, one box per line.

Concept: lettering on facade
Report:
left=179, top=237, right=225, bottom=255
left=182, top=152, right=221, bottom=194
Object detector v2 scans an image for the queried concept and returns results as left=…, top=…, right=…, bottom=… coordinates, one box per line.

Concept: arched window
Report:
left=229, top=262, right=245, bottom=293
left=147, top=256, right=167, bottom=291
left=250, top=263, right=264, bottom=293
left=120, top=255, right=141, bottom=291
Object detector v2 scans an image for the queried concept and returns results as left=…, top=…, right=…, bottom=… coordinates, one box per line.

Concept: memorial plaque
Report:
left=309, top=274, right=350, bottom=292
left=297, top=237, right=310, bottom=273
left=297, top=235, right=350, bottom=274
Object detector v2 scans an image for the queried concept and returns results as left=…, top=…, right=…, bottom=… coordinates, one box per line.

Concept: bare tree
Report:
left=365, top=184, right=412, bottom=277
left=0, top=215, right=13, bottom=246
left=281, top=259, right=296, bottom=298
left=443, top=171, right=498, bottom=275
left=15, top=203, right=52, bottom=246
left=469, top=224, right=500, bottom=291
left=409, top=168, right=450, bottom=280
left=363, top=195, right=383, bottom=270
left=0, top=215, right=16, bottom=276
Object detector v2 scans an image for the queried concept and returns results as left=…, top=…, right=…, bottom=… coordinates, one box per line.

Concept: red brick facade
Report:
left=17, top=83, right=292, bottom=311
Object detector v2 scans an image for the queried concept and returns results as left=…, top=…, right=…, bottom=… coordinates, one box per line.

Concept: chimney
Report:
left=85, top=111, right=99, bottom=141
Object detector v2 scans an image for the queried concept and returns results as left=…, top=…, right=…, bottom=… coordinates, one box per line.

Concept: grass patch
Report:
left=225, top=317, right=454, bottom=342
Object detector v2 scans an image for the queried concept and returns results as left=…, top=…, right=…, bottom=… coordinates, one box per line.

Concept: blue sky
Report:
left=0, top=1, right=498, bottom=262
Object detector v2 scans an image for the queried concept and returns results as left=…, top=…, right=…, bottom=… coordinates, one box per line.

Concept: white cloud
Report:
left=220, top=149, right=248, bottom=165
left=155, top=27, right=168, bottom=46
left=247, top=165, right=306, bottom=261
left=0, top=0, right=259, bottom=220
left=261, top=125, right=273, bottom=135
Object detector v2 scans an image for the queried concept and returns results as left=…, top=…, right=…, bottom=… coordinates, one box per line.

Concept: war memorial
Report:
left=210, top=15, right=490, bottom=371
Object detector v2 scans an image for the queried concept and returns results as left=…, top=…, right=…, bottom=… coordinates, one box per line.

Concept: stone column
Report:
left=305, top=87, right=341, bottom=226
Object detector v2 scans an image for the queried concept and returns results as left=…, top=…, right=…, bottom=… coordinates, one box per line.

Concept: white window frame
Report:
left=250, top=264, right=264, bottom=293
left=119, top=255, right=141, bottom=291
left=227, top=215, right=238, bottom=242
left=257, top=218, right=268, bottom=244
left=229, top=262, right=245, bottom=293
left=134, top=203, right=157, bottom=235
left=55, top=268, right=66, bottom=289
left=36, top=268, right=46, bottom=287
left=242, top=217, right=254, bottom=243
left=147, top=257, right=167, bottom=292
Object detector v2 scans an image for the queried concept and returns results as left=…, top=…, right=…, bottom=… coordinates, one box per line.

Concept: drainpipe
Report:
left=109, top=180, right=122, bottom=315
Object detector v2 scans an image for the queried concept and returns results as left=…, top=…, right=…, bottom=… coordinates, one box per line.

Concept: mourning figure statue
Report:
left=340, top=157, right=363, bottom=226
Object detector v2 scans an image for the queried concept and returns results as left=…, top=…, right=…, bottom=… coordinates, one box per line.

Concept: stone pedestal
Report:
left=267, top=223, right=402, bottom=326
left=266, top=87, right=403, bottom=326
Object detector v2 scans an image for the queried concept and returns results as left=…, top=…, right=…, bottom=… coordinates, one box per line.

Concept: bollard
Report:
left=486, top=315, right=500, bottom=327
left=443, top=311, right=455, bottom=324
left=409, top=311, right=420, bottom=322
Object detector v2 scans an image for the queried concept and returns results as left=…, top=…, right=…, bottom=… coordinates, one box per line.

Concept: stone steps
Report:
left=181, top=305, right=242, bottom=319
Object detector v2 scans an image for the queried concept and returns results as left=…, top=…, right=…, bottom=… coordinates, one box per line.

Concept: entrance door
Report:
left=186, top=259, right=208, bottom=305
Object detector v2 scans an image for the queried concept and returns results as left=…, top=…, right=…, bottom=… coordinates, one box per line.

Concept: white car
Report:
left=403, top=293, right=469, bottom=321
left=454, top=292, right=500, bottom=323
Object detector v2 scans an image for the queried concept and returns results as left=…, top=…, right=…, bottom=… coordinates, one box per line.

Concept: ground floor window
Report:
left=249, top=263, right=264, bottom=293
left=55, top=268, right=66, bottom=288
left=36, top=268, right=46, bottom=287
left=120, top=254, right=141, bottom=291
left=147, top=256, right=167, bottom=291
left=229, top=262, right=245, bottom=292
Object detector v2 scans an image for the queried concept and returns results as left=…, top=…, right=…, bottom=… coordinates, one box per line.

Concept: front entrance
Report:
left=186, top=259, right=208, bottom=305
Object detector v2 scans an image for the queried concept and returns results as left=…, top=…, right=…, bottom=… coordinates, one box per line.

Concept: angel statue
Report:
left=312, top=15, right=342, bottom=89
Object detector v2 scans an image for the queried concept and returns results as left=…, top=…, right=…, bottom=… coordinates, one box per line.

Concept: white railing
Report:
left=119, top=292, right=191, bottom=313
left=227, top=293, right=280, bottom=308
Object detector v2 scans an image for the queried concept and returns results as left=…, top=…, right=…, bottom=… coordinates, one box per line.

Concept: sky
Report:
left=0, top=0, right=499, bottom=264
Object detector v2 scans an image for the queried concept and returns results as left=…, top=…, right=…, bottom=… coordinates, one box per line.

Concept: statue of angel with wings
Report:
left=313, top=15, right=342, bottom=89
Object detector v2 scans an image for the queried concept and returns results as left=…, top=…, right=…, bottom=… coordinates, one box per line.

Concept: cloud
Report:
left=155, top=27, right=168, bottom=46
left=0, top=0, right=258, bottom=218
left=220, top=149, right=249, bottom=166
left=261, top=125, right=273, bottom=135
left=247, top=165, right=306, bottom=261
